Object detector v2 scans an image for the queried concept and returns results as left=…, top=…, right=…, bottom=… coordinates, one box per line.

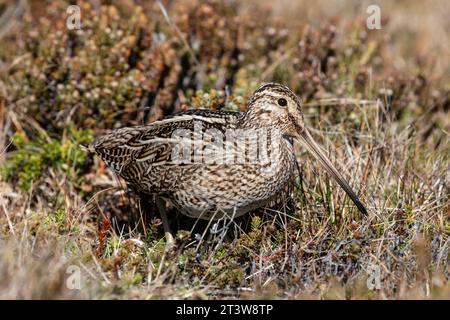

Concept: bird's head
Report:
left=243, top=82, right=367, bottom=215
left=243, top=82, right=305, bottom=136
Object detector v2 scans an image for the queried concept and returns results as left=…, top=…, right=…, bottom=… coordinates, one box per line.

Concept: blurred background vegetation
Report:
left=0, top=0, right=448, bottom=299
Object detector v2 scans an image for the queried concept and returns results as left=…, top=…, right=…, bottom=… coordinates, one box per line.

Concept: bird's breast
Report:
left=165, top=138, right=297, bottom=219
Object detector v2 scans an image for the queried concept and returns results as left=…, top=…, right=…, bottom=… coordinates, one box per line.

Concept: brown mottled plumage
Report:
left=86, top=83, right=367, bottom=229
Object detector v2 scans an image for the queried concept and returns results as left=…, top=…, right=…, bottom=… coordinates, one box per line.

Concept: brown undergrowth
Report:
left=0, top=0, right=448, bottom=299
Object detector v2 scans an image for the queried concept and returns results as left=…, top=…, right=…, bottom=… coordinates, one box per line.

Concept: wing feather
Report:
left=88, top=109, right=243, bottom=177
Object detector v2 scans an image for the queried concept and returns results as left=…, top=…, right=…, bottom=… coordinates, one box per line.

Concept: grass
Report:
left=0, top=0, right=448, bottom=299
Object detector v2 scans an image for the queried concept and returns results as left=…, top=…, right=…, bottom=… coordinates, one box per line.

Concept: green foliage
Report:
left=43, top=208, right=67, bottom=234
left=45, top=208, right=66, bottom=225
left=2, top=125, right=93, bottom=191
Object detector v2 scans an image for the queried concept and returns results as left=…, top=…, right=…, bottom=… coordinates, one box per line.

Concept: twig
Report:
left=258, top=47, right=295, bottom=82
left=0, top=0, right=28, bottom=40
left=155, top=0, right=200, bottom=66
left=1, top=201, right=15, bottom=236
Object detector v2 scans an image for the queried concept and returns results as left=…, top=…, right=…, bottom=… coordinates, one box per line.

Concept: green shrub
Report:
left=2, top=124, right=93, bottom=191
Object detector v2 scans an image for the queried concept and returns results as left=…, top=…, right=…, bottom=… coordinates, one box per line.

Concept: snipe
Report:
left=86, top=83, right=367, bottom=239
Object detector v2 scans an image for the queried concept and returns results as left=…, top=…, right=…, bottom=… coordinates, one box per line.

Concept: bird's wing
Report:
left=88, top=109, right=243, bottom=174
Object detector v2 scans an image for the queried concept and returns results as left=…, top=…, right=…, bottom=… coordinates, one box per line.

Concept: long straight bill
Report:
left=298, top=129, right=368, bottom=215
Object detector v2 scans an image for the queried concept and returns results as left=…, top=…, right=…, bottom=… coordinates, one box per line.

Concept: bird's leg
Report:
left=155, top=196, right=175, bottom=248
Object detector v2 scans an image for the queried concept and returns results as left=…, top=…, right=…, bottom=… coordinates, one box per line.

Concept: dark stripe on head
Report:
left=251, top=83, right=302, bottom=108
left=254, top=82, right=291, bottom=94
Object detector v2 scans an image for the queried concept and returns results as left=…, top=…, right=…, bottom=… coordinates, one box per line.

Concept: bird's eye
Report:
left=277, top=98, right=288, bottom=107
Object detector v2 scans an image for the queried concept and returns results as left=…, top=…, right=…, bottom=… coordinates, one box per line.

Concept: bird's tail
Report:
left=79, top=143, right=95, bottom=153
